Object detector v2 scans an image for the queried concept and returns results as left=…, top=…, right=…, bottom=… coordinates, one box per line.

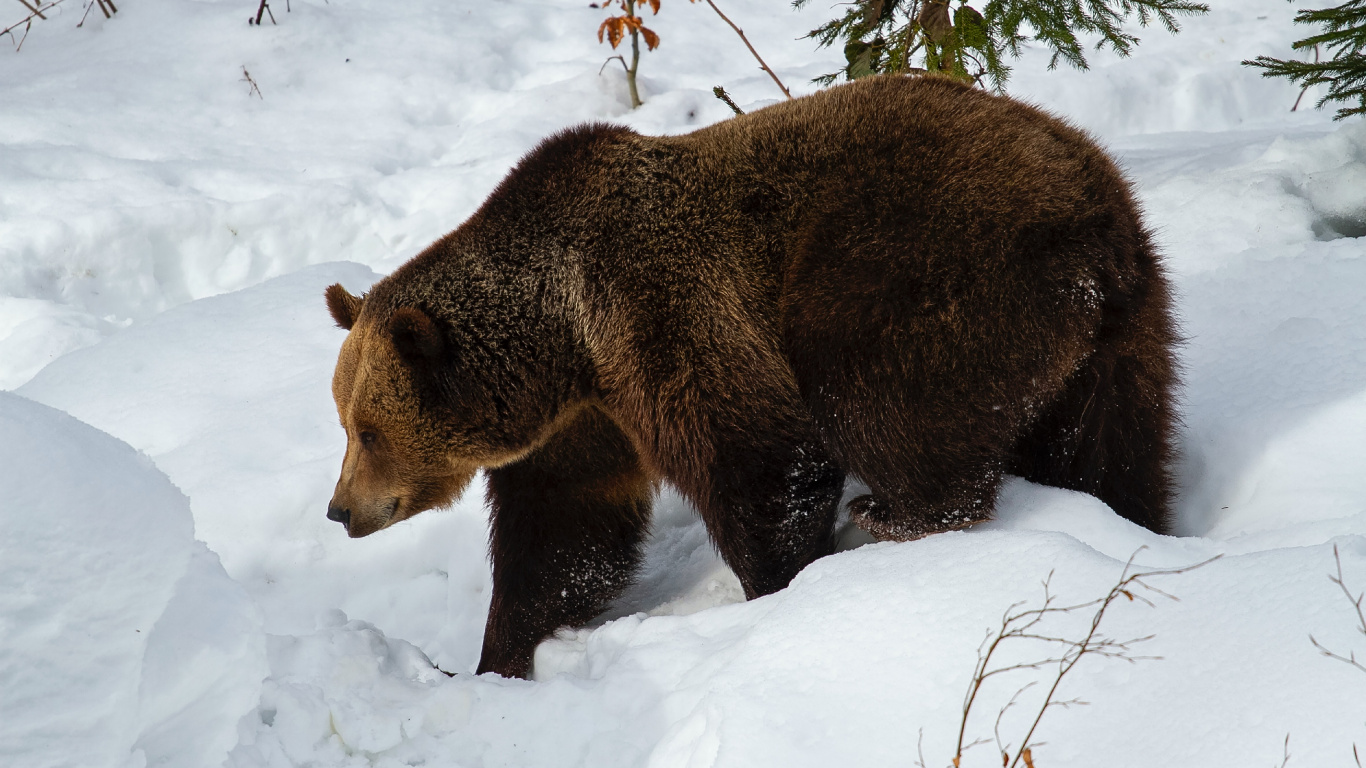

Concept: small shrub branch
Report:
left=596, top=0, right=656, bottom=108
left=713, top=85, right=744, bottom=114
left=241, top=66, right=263, bottom=99
left=1309, top=544, right=1366, bottom=675
left=951, top=548, right=1220, bottom=768
left=698, top=0, right=792, bottom=99
left=4, top=0, right=116, bottom=50
left=3, top=0, right=65, bottom=50
left=251, top=0, right=275, bottom=26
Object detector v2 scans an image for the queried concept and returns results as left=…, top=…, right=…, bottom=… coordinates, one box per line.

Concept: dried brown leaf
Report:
left=598, top=16, right=625, bottom=48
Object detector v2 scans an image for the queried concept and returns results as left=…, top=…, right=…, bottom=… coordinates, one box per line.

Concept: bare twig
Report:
left=1308, top=544, right=1366, bottom=676
left=949, top=549, right=1221, bottom=768
left=598, top=54, right=628, bottom=76
left=3, top=0, right=69, bottom=48
left=1275, top=733, right=1291, bottom=768
left=1292, top=44, right=1320, bottom=112
left=241, top=66, right=263, bottom=99
left=696, top=0, right=791, bottom=100
left=15, top=0, right=46, bottom=20
left=712, top=85, right=743, bottom=115
left=9, top=18, right=28, bottom=48
left=1006, top=553, right=1220, bottom=768
left=4, top=0, right=114, bottom=48
left=250, top=0, right=275, bottom=26
left=993, top=681, right=1037, bottom=761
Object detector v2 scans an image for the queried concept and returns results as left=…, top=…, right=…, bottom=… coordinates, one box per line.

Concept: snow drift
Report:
left=0, top=393, right=265, bottom=768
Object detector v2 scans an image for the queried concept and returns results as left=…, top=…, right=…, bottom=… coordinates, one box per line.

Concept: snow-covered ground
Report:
left=2, top=1, right=1365, bottom=766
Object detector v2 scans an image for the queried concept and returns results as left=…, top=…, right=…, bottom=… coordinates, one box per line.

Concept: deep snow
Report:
left=0, top=393, right=264, bottom=768
left=2, top=0, right=1365, bottom=766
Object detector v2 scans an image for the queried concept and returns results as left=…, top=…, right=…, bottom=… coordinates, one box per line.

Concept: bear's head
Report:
left=324, top=275, right=591, bottom=537
left=324, top=283, right=482, bottom=537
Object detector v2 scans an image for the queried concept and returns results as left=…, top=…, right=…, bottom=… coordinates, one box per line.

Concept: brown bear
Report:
left=324, top=74, right=1178, bottom=679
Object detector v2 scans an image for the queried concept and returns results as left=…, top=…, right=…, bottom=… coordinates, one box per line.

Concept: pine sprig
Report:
left=1244, top=1, right=1366, bottom=120
left=986, top=0, right=1210, bottom=69
left=796, top=0, right=1207, bottom=91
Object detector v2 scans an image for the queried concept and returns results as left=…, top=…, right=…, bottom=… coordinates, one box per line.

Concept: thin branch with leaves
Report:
left=596, top=0, right=659, bottom=108
left=594, top=0, right=790, bottom=108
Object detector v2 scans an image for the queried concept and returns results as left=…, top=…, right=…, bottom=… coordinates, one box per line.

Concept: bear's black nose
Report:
left=327, top=505, right=351, bottom=527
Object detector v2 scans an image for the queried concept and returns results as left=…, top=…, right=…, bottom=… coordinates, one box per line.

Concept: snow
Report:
left=0, top=393, right=264, bottom=768
left=2, top=0, right=1365, bottom=766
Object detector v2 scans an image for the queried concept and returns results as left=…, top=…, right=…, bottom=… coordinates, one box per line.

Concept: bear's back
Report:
left=673, top=75, right=1135, bottom=247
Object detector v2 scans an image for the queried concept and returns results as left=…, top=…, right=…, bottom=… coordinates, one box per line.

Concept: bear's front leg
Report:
left=697, top=427, right=846, bottom=600
left=477, top=407, right=652, bottom=679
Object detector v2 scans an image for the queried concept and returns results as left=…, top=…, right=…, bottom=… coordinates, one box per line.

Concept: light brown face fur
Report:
left=329, top=322, right=477, bottom=537
left=325, top=282, right=487, bottom=538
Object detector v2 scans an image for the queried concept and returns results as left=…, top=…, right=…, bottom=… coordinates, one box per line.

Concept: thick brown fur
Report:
left=325, top=74, right=1179, bottom=679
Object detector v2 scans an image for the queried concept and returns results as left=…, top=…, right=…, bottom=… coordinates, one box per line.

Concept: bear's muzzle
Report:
left=326, top=504, right=351, bottom=529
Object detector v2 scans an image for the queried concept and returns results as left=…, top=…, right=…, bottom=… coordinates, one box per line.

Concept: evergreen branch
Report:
left=984, top=0, right=1207, bottom=71
left=802, top=0, right=1205, bottom=90
left=1289, top=2, right=1366, bottom=55
left=1243, top=0, right=1366, bottom=119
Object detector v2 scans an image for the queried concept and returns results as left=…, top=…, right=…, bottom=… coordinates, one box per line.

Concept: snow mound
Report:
left=19, top=262, right=384, bottom=568
left=1008, top=0, right=1328, bottom=138
left=0, top=393, right=265, bottom=768
left=225, top=522, right=1366, bottom=768
left=19, top=262, right=495, bottom=671
left=1101, top=120, right=1366, bottom=540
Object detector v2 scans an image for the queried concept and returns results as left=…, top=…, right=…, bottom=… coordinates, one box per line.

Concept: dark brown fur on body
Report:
left=324, top=75, right=1179, bottom=678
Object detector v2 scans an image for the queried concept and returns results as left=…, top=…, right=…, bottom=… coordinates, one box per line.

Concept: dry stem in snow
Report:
left=1308, top=544, right=1366, bottom=766
left=951, top=549, right=1221, bottom=768
left=1310, top=544, right=1366, bottom=677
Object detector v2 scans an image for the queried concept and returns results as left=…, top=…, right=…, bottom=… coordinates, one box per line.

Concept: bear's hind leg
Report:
left=1011, top=274, right=1178, bottom=534
left=478, top=406, right=652, bottom=679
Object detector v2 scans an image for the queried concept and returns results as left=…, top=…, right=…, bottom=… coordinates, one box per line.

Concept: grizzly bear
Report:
left=324, top=74, right=1178, bottom=679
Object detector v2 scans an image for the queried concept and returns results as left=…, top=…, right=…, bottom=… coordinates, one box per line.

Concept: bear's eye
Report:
left=359, top=430, right=378, bottom=448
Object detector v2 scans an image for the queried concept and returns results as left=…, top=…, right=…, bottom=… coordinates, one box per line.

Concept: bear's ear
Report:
left=325, top=284, right=364, bottom=331
left=388, top=307, right=443, bottom=366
